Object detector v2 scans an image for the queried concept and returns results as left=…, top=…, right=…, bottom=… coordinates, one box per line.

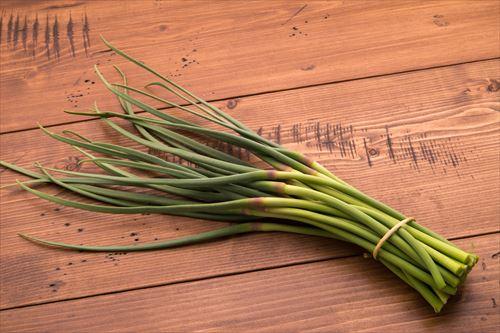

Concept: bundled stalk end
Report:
left=0, top=38, right=478, bottom=313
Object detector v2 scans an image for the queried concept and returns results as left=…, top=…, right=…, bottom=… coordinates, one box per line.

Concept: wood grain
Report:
left=1, top=59, right=498, bottom=310
left=1, top=233, right=497, bottom=332
left=1, top=0, right=499, bottom=132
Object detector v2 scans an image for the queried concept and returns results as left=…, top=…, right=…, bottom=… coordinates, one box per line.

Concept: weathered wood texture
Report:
left=1, top=0, right=499, bottom=132
left=1, top=234, right=498, bottom=333
left=1, top=59, right=498, bottom=310
left=1, top=0, right=499, bottom=331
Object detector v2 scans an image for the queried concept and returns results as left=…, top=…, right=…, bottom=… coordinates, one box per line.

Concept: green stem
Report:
left=19, top=222, right=335, bottom=252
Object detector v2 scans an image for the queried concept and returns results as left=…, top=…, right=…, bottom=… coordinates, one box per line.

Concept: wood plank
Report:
left=0, top=59, right=498, bottom=310
left=1, top=0, right=499, bottom=132
left=1, top=233, right=497, bottom=332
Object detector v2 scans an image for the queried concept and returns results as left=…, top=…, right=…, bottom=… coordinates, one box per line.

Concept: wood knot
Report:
left=55, top=156, right=81, bottom=171
left=486, top=79, right=499, bottom=92
left=226, top=99, right=238, bottom=109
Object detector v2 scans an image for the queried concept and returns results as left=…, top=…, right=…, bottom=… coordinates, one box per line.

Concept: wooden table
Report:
left=0, top=1, right=498, bottom=331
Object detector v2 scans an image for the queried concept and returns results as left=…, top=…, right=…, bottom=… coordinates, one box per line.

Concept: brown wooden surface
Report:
left=1, top=234, right=498, bottom=333
left=1, top=0, right=499, bottom=133
left=0, top=0, right=499, bottom=332
left=0, top=59, right=499, bottom=311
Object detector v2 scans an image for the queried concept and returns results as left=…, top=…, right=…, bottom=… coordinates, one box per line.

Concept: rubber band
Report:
left=373, top=217, right=414, bottom=259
